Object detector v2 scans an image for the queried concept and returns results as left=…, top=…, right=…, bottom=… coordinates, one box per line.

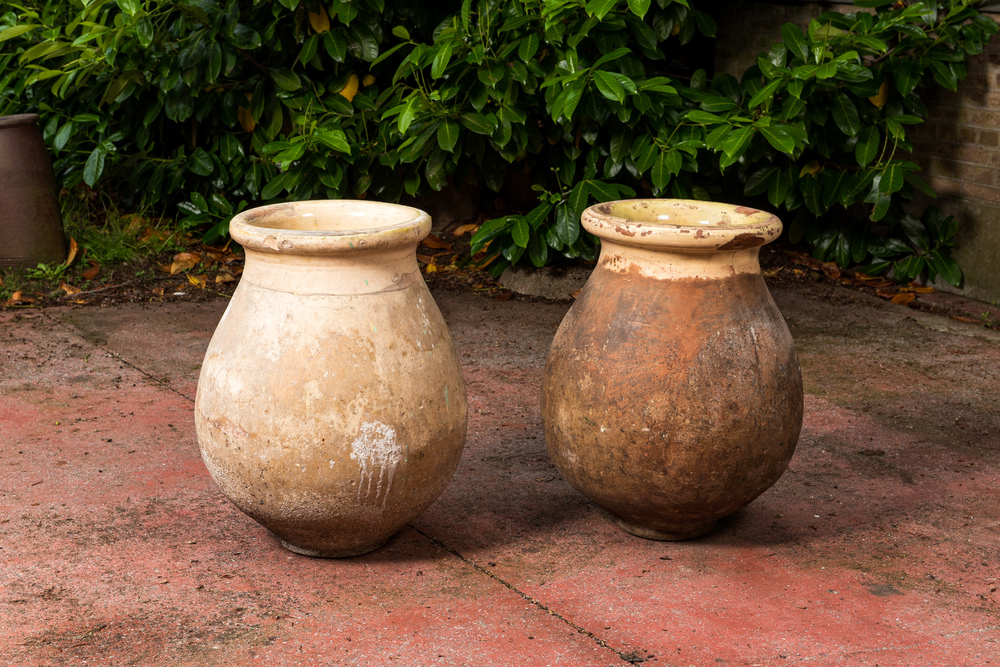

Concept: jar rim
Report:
left=230, top=200, right=431, bottom=254
left=582, top=199, right=782, bottom=251
left=0, top=114, right=40, bottom=130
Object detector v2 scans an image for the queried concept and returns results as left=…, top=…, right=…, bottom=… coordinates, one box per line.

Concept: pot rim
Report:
left=0, top=114, right=40, bottom=130
left=582, top=199, right=782, bottom=252
left=230, top=200, right=430, bottom=254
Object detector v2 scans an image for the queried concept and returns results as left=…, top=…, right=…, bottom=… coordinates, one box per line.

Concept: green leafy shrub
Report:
left=1, top=0, right=995, bottom=285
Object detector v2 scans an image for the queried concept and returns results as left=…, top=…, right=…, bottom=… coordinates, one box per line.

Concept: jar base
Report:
left=279, top=537, right=389, bottom=558
left=614, top=517, right=717, bottom=541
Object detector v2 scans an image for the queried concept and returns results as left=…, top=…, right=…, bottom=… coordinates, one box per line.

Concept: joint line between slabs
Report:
left=41, top=312, right=196, bottom=404
left=409, top=525, right=636, bottom=665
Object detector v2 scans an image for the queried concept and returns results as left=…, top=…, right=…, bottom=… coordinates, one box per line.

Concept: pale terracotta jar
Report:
left=195, top=201, right=467, bottom=557
left=541, top=199, right=803, bottom=541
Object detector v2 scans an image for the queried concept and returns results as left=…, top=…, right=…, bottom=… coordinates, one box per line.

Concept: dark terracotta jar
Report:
left=541, top=199, right=803, bottom=541
left=0, top=114, right=66, bottom=268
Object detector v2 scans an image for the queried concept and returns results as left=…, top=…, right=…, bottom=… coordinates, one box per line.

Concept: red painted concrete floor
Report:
left=1, top=281, right=999, bottom=666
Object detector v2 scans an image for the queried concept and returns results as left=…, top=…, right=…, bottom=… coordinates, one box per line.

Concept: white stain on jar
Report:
left=349, top=421, right=401, bottom=507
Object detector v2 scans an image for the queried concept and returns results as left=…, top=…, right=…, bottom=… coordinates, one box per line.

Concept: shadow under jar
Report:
left=195, top=200, right=468, bottom=557
left=541, top=199, right=803, bottom=541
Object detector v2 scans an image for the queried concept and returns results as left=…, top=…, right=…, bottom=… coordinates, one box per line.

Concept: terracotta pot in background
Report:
left=542, top=199, right=803, bottom=541
left=195, top=201, right=468, bottom=557
left=0, top=114, right=66, bottom=268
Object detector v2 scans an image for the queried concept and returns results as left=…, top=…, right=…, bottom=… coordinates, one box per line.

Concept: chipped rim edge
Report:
left=230, top=200, right=431, bottom=255
left=582, top=199, right=782, bottom=252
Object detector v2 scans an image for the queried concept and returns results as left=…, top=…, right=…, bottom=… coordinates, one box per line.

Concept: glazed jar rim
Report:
left=230, top=200, right=430, bottom=255
left=582, top=199, right=782, bottom=252
left=0, top=114, right=40, bottom=130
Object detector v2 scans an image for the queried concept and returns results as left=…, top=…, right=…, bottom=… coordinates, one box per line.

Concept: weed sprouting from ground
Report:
left=61, top=191, right=188, bottom=265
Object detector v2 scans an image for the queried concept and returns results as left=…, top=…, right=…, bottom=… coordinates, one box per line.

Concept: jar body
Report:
left=195, top=202, right=467, bottom=557
left=541, top=200, right=803, bottom=540
left=0, top=114, right=66, bottom=267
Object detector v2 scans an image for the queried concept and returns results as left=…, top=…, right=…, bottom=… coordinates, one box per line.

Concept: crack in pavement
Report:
left=409, top=524, right=643, bottom=666
left=41, top=311, right=197, bottom=404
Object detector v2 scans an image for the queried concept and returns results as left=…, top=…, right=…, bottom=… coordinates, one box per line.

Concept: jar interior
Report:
left=603, top=200, right=767, bottom=228
left=241, top=201, right=422, bottom=234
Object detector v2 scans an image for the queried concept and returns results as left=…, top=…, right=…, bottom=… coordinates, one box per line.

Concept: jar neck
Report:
left=597, top=239, right=762, bottom=281
left=240, top=246, right=422, bottom=295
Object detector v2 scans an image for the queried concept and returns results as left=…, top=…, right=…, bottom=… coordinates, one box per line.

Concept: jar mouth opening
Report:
left=595, top=199, right=776, bottom=229
left=230, top=200, right=431, bottom=254
left=582, top=199, right=782, bottom=251
left=233, top=200, right=425, bottom=235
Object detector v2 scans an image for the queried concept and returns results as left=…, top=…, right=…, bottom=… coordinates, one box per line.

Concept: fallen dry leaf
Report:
left=152, top=287, right=165, bottom=296
left=187, top=274, right=208, bottom=288
left=453, top=224, right=479, bottom=237
left=4, top=291, right=34, bottom=306
left=819, top=262, right=841, bottom=279
left=865, top=279, right=894, bottom=288
left=890, top=292, right=916, bottom=306
left=215, top=272, right=236, bottom=284
left=170, top=252, right=200, bottom=275
left=64, top=238, right=79, bottom=267
left=762, top=268, right=783, bottom=278
left=421, top=235, right=452, bottom=251
left=876, top=288, right=898, bottom=299
left=59, top=282, right=81, bottom=296
left=424, top=263, right=438, bottom=274
left=81, top=265, right=101, bottom=281
left=951, top=315, right=978, bottom=323
left=416, top=254, right=435, bottom=264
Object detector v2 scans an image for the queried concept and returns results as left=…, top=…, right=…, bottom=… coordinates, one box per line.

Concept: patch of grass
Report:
left=61, top=190, right=190, bottom=266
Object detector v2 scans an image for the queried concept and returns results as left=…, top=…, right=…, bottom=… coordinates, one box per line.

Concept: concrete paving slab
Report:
left=1, top=280, right=998, bottom=665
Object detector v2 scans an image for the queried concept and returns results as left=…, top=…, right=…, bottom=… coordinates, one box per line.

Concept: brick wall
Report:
left=714, top=1, right=1000, bottom=302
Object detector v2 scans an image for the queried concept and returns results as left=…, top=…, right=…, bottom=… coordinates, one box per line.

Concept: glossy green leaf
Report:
left=83, top=147, right=104, bottom=187
left=649, top=151, right=670, bottom=189
left=627, top=0, right=652, bottom=19
left=459, top=112, right=496, bottom=135
left=0, top=24, right=39, bottom=43
left=879, top=162, right=905, bottom=196
left=220, top=133, right=243, bottom=162
left=748, top=79, right=784, bottom=108
left=261, top=172, right=288, bottom=200
left=270, top=68, right=301, bottom=92
left=207, top=42, right=222, bottom=82
left=554, top=204, right=580, bottom=246
left=831, top=93, right=860, bottom=136
left=136, top=17, right=154, bottom=48
left=758, top=124, right=795, bottom=154
left=527, top=232, right=548, bottom=267
left=437, top=119, right=460, bottom=152
left=593, top=70, right=625, bottom=102
left=518, top=33, right=539, bottom=61
left=929, top=251, right=962, bottom=286
left=190, top=192, right=209, bottom=213
left=568, top=181, right=589, bottom=215
left=586, top=0, right=617, bottom=20
left=855, top=126, right=880, bottom=166
left=431, top=41, right=453, bottom=79
left=229, top=24, right=261, bottom=50
left=188, top=148, right=214, bottom=176
left=53, top=122, right=73, bottom=152
left=512, top=217, right=530, bottom=247
left=118, top=0, right=141, bottom=15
